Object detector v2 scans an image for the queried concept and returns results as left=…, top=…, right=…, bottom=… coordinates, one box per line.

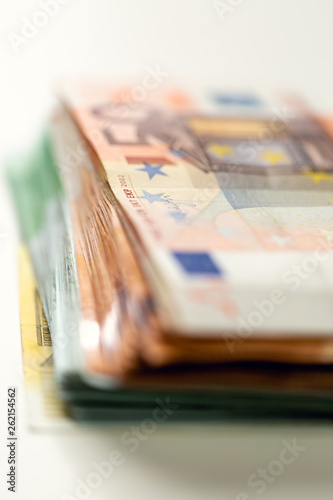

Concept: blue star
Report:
left=169, top=211, right=187, bottom=222
left=138, top=190, right=169, bottom=204
left=137, top=163, right=168, bottom=180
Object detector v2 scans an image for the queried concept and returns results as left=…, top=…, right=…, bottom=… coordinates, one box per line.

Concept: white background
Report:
left=0, top=1, right=333, bottom=499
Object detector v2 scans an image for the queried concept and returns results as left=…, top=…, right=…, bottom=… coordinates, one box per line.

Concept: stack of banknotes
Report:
left=9, top=82, right=333, bottom=422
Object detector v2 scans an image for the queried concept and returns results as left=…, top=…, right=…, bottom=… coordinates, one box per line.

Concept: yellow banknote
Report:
left=19, top=246, right=72, bottom=430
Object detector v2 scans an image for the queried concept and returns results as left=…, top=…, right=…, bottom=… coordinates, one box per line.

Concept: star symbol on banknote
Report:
left=319, top=228, right=333, bottom=241
left=261, top=150, right=288, bottom=166
left=207, top=144, right=233, bottom=158
left=138, top=190, right=169, bottom=204
left=270, top=234, right=291, bottom=247
left=137, top=163, right=168, bottom=180
left=302, top=171, right=333, bottom=185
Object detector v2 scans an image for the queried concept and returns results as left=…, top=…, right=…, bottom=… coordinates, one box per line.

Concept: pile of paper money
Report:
left=9, top=83, right=333, bottom=422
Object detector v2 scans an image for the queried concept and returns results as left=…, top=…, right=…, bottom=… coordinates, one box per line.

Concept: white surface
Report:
left=0, top=1, right=333, bottom=499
